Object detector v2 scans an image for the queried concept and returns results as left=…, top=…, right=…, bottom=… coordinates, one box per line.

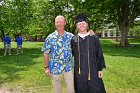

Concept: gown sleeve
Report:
left=94, top=35, right=106, bottom=71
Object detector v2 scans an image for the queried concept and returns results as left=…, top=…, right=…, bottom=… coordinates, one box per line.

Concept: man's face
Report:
left=55, top=16, right=66, bottom=31
left=76, top=21, right=88, bottom=32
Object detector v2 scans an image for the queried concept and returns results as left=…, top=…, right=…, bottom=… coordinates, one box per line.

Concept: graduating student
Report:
left=71, top=14, right=106, bottom=93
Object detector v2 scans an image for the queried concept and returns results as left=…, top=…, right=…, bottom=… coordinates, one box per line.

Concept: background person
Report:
left=3, top=34, right=12, bottom=56
left=15, top=35, right=23, bottom=55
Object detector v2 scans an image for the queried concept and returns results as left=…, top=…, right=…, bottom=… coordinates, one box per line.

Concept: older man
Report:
left=42, top=15, right=75, bottom=93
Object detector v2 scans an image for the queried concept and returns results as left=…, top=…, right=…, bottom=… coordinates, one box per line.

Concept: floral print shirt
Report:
left=42, top=31, right=74, bottom=75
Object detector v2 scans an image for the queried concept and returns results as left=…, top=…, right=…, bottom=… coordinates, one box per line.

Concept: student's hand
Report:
left=45, top=68, right=51, bottom=77
left=89, top=30, right=95, bottom=36
left=98, top=71, right=103, bottom=78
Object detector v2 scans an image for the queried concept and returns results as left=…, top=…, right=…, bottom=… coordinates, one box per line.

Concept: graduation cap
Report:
left=74, top=13, right=88, bottom=24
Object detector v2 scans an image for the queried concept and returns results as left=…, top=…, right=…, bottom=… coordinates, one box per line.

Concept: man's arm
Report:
left=44, top=53, right=50, bottom=77
left=94, top=35, right=106, bottom=78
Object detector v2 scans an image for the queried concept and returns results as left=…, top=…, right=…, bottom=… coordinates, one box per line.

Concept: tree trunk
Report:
left=0, top=30, right=5, bottom=48
left=115, top=26, right=119, bottom=42
left=119, top=25, right=129, bottom=46
left=0, top=30, right=5, bottom=42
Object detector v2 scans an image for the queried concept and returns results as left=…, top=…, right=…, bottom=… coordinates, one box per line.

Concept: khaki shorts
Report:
left=17, top=45, right=22, bottom=49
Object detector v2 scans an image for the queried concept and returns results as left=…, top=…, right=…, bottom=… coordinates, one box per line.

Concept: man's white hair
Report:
left=55, top=15, right=66, bottom=21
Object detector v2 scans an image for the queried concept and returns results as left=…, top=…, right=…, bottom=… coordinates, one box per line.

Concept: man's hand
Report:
left=45, top=68, right=51, bottom=77
left=98, top=71, right=103, bottom=78
left=89, top=30, right=95, bottom=36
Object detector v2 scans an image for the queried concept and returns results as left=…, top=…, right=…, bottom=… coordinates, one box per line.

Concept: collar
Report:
left=78, top=32, right=90, bottom=38
left=55, top=30, right=66, bottom=36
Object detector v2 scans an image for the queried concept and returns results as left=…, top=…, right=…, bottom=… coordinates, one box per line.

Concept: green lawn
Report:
left=0, top=39, right=140, bottom=93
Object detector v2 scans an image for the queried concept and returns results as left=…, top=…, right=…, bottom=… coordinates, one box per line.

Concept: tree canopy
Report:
left=0, top=0, right=140, bottom=46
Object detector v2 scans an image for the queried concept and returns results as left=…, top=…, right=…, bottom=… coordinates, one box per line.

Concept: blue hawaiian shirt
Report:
left=42, top=31, right=74, bottom=75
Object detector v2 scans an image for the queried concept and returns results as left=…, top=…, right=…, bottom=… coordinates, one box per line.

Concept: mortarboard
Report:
left=74, top=13, right=88, bottom=24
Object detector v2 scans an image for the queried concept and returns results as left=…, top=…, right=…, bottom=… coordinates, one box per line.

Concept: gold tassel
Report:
left=78, top=36, right=81, bottom=75
left=88, top=74, right=90, bottom=80
left=78, top=68, right=81, bottom=74
left=87, top=36, right=90, bottom=81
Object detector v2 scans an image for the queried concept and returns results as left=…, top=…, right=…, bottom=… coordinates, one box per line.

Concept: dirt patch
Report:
left=0, top=87, right=12, bottom=93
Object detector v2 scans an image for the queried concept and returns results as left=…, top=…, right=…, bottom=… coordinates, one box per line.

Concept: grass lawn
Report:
left=0, top=39, right=140, bottom=93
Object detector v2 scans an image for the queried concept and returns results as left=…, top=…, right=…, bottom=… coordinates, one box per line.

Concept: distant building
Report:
left=96, top=28, right=138, bottom=38
left=102, top=28, right=121, bottom=38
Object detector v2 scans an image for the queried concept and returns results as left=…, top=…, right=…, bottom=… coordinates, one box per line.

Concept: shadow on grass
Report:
left=0, top=47, right=42, bottom=85
left=100, top=39, right=140, bottom=58
left=0, top=40, right=139, bottom=89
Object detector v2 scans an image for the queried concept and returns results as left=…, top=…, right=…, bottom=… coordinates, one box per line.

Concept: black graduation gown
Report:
left=71, top=35, right=106, bottom=93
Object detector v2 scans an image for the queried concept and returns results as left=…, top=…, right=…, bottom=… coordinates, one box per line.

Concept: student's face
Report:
left=55, top=16, right=66, bottom=31
left=76, top=21, right=88, bottom=32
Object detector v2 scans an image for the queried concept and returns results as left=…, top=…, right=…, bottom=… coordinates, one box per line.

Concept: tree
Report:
left=130, top=19, right=140, bottom=38
left=0, top=0, right=34, bottom=40
left=101, top=0, right=140, bottom=46
left=0, top=0, right=11, bottom=40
